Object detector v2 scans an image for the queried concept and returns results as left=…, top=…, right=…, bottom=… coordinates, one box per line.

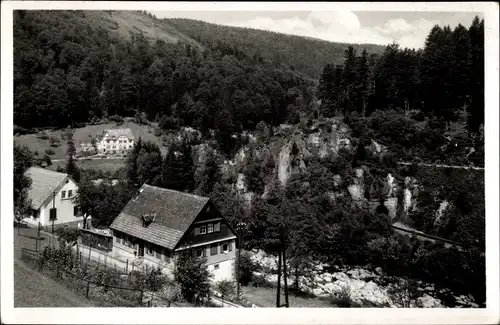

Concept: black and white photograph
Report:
left=1, top=1, right=499, bottom=324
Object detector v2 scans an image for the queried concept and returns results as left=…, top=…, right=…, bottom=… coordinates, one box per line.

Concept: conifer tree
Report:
left=65, top=133, right=80, bottom=183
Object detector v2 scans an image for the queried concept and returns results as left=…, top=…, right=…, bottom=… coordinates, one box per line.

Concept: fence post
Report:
left=140, top=289, right=144, bottom=306
left=79, top=252, right=82, bottom=267
left=98, top=255, right=101, bottom=269
left=126, top=259, right=129, bottom=274
left=88, top=245, right=91, bottom=264
left=86, top=281, right=90, bottom=298
left=104, top=255, right=107, bottom=270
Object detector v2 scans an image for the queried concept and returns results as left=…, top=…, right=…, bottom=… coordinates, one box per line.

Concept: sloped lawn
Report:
left=242, top=285, right=331, bottom=308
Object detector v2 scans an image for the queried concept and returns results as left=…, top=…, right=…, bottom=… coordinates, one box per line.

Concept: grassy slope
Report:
left=15, top=121, right=162, bottom=160
left=14, top=227, right=96, bottom=307
left=84, top=10, right=202, bottom=48
left=242, top=286, right=331, bottom=308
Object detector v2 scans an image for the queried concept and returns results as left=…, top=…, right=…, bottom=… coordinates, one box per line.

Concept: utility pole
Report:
left=276, top=225, right=290, bottom=308
left=236, top=222, right=246, bottom=302
left=36, top=221, right=41, bottom=251
left=281, top=226, right=289, bottom=308
left=276, top=245, right=282, bottom=308
left=51, top=191, right=56, bottom=233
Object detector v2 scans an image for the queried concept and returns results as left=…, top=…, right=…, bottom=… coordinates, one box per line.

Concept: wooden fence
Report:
left=21, top=247, right=180, bottom=307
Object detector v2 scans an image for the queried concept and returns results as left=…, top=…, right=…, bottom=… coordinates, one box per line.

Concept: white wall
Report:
left=37, top=177, right=84, bottom=226
left=111, top=235, right=236, bottom=283
left=208, top=258, right=235, bottom=283
left=98, top=133, right=134, bottom=155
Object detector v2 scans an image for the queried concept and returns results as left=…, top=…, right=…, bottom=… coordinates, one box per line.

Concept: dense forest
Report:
left=164, top=18, right=385, bottom=79
left=13, top=10, right=384, bottom=133
left=13, top=10, right=486, bottom=306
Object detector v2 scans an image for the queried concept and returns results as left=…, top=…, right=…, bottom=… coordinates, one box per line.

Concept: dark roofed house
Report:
left=109, top=184, right=238, bottom=282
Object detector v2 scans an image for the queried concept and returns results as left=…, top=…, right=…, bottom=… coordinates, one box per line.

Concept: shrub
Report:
left=36, top=131, right=49, bottom=139
left=159, top=116, right=180, bottom=131
left=214, top=280, right=236, bottom=300
left=49, top=136, right=60, bottom=147
left=109, top=115, right=124, bottom=125
left=238, top=252, right=259, bottom=286
left=45, top=149, right=55, bottom=155
left=174, top=250, right=212, bottom=304
left=329, top=285, right=358, bottom=307
left=250, top=274, right=273, bottom=288
left=43, top=154, right=52, bottom=166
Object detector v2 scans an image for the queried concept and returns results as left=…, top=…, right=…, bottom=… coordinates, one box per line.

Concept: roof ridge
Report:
left=141, top=183, right=210, bottom=201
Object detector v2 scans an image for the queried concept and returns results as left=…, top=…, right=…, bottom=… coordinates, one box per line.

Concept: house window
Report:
left=147, top=245, right=154, bottom=256
left=222, top=243, right=229, bottom=253
left=210, top=244, right=218, bottom=256
left=124, top=235, right=133, bottom=247
left=116, top=233, right=122, bottom=244
left=61, top=191, right=66, bottom=199
left=68, top=190, right=72, bottom=198
left=197, top=248, right=206, bottom=258
left=200, top=225, right=206, bottom=235
left=73, top=206, right=79, bottom=216
left=207, top=223, right=214, bottom=233
left=214, top=264, right=219, bottom=270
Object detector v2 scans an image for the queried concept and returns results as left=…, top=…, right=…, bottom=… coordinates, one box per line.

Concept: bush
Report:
left=49, top=136, right=60, bottom=147
left=159, top=116, right=180, bottom=131
left=109, top=115, right=124, bottom=125
left=42, top=154, right=52, bottom=166
left=214, top=280, right=236, bottom=300
left=174, top=251, right=212, bottom=304
left=238, top=252, right=259, bottom=286
left=45, top=149, right=55, bottom=155
left=36, top=131, right=49, bottom=139
left=329, top=285, right=358, bottom=307
left=249, top=274, right=273, bottom=288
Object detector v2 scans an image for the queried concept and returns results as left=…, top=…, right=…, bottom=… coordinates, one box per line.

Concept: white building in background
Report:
left=23, top=167, right=87, bottom=228
left=97, top=128, right=135, bottom=156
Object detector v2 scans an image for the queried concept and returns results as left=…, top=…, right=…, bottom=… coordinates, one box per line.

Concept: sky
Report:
left=151, top=10, right=483, bottom=49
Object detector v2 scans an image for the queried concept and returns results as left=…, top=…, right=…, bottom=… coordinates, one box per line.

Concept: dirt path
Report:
left=14, top=258, right=95, bottom=307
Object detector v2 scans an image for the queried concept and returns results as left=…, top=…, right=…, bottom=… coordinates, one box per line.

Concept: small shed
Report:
left=80, top=227, right=113, bottom=252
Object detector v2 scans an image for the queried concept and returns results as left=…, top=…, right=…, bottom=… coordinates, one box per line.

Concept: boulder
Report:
left=418, top=294, right=443, bottom=308
left=323, top=282, right=342, bottom=293
left=312, top=288, right=323, bottom=296
left=375, top=267, right=383, bottom=275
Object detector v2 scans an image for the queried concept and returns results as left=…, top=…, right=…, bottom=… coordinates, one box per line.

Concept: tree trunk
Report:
left=282, top=238, right=289, bottom=307
left=294, top=263, right=299, bottom=291
left=276, top=248, right=282, bottom=308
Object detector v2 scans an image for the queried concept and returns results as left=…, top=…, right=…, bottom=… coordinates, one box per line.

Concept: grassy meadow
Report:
left=15, top=121, right=163, bottom=160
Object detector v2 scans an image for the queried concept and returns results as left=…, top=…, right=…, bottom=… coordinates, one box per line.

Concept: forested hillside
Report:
left=164, top=18, right=385, bottom=79
left=13, top=10, right=384, bottom=149
left=14, top=10, right=486, bottom=307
